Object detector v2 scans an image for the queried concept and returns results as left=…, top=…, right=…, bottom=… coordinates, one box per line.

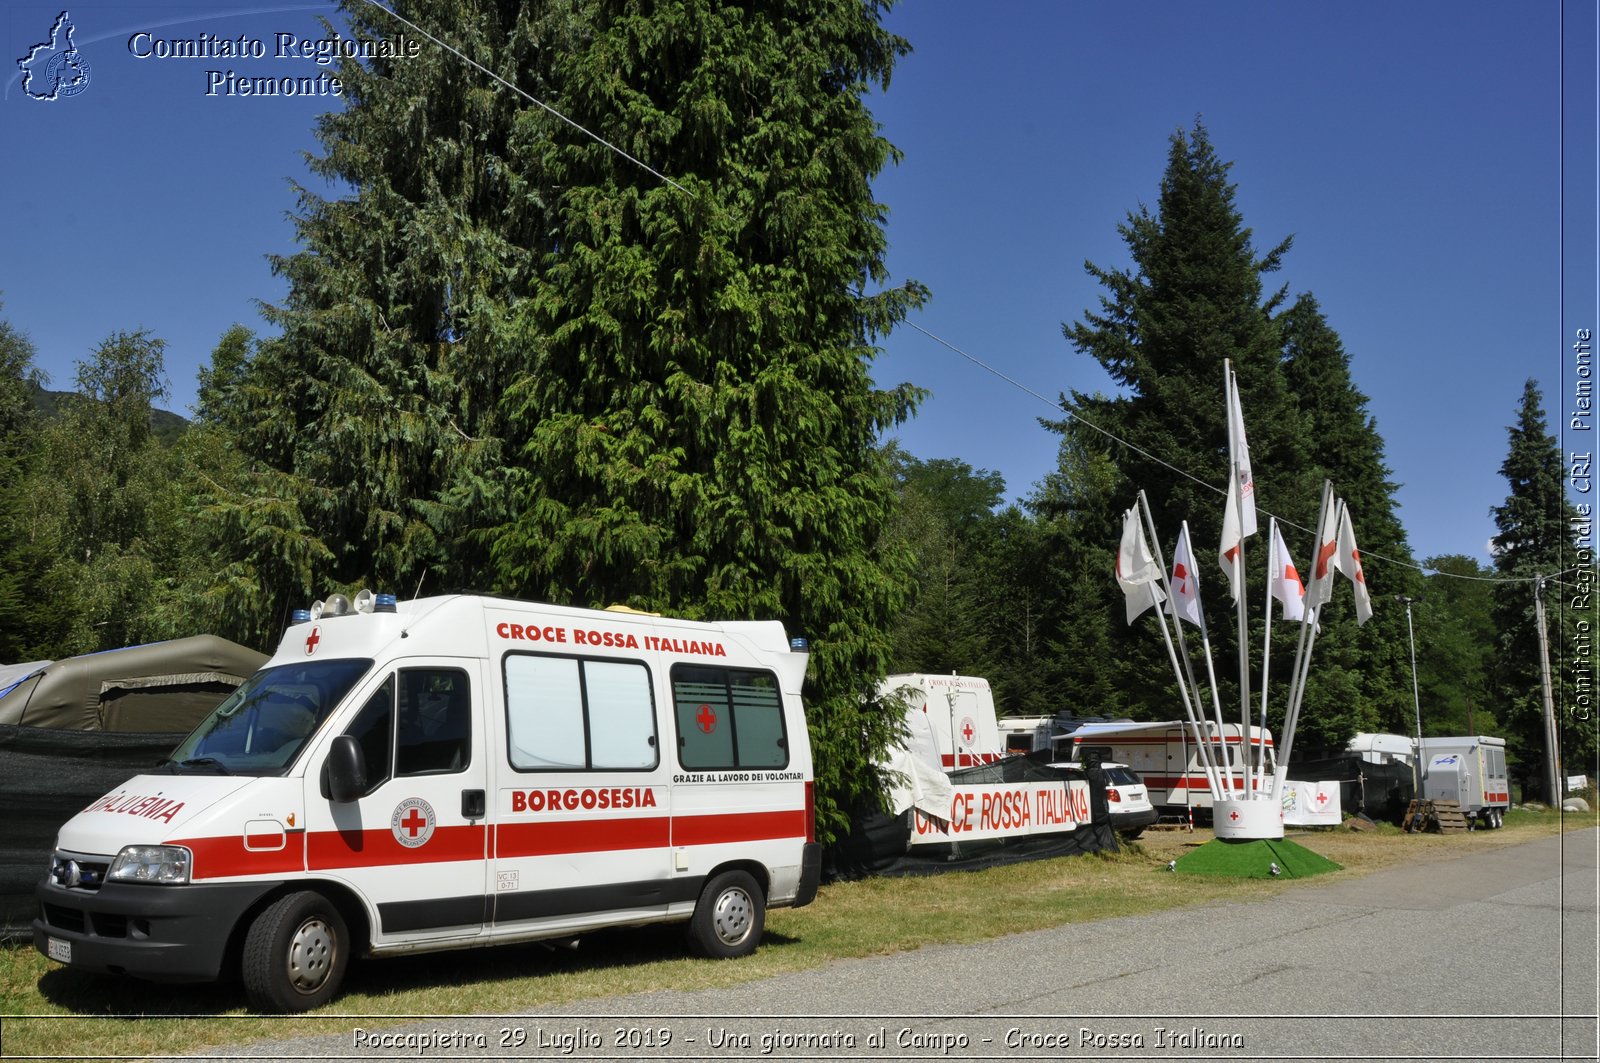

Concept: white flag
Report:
left=1226, top=366, right=1258, bottom=538
left=1219, top=467, right=1244, bottom=601
left=1116, top=506, right=1166, bottom=625
left=1305, top=499, right=1343, bottom=611
left=1268, top=522, right=1307, bottom=622
left=1169, top=523, right=1204, bottom=628
left=1337, top=506, right=1374, bottom=625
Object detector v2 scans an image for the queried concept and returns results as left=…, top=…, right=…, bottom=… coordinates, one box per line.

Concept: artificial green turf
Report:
left=1171, top=836, right=1343, bottom=879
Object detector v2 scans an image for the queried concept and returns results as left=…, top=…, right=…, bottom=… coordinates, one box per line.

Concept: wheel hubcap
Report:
left=712, top=887, right=753, bottom=947
left=286, top=917, right=336, bottom=993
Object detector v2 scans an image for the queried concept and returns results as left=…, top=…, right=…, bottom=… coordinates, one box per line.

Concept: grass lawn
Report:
left=4, top=804, right=1593, bottom=1059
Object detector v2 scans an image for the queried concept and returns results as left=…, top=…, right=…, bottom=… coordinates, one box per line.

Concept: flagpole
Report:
left=1275, top=484, right=1335, bottom=796
left=1255, top=516, right=1278, bottom=799
left=1226, top=361, right=1252, bottom=800
left=1182, top=521, right=1238, bottom=798
left=1168, top=521, right=1236, bottom=797
left=1139, top=493, right=1226, bottom=800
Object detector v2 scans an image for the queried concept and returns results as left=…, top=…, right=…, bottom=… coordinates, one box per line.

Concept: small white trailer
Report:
left=1419, top=735, right=1511, bottom=828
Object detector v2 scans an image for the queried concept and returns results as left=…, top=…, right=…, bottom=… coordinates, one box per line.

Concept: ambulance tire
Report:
left=688, top=870, right=765, bottom=959
left=242, top=891, right=349, bottom=1012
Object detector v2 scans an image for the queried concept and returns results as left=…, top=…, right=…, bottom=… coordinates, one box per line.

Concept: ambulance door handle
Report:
left=462, top=789, right=485, bottom=819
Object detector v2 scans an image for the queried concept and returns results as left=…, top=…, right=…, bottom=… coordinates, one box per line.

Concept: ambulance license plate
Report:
left=47, top=937, right=71, bottom=963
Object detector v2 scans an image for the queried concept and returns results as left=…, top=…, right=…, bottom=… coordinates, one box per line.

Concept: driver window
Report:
left=344, top=678, right=395, bottom=795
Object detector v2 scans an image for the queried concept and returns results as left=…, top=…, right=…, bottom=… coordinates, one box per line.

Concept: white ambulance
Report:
left=34, top=593, right=820, bottom=1011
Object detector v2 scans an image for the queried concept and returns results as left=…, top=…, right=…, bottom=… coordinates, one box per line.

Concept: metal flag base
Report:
left=1211, top=798, right=1284, bottom=839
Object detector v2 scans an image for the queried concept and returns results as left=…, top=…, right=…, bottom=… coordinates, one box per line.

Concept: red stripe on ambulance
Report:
left=671, top=809, right=808, bottom=846
left=497, top=817, right=670, bottom=857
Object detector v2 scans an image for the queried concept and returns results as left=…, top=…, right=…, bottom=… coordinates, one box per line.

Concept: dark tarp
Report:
left=0, top=725, right=190, bottom=937
left=0, top=635, right=266, bottom=732
left=0, top=636, right=267, bottom=938
left=1288, top=752, right=1416, bottom=825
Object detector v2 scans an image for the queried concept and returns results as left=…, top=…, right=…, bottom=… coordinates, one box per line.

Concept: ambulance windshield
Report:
left=165, top=659, right=372, bottom=775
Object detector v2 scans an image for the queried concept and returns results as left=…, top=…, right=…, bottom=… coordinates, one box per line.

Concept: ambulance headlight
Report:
left=106, top=845, right=191, bottom=885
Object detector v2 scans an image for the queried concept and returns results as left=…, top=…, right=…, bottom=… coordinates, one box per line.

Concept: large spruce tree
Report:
left=486, top=0, right=924, bottom=837
left=1053, top=124, right=1416, bottom=749
left=1057, top=122, right=1306, bottom=728
left=1489, top=380, right=1584, bottom=800
left=226, top=0, right=923, bottom=838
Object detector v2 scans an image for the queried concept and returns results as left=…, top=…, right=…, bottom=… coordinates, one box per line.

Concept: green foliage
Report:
left=0, top=309, right=49, bottom=660
left=1278, top=293, right=1424, bottom=744
left=1415, top=554, right=1497, bottom=737
left=485, top=0, right=925, bottom=839
left=1053, top=123, right=1420, bottom=750
left=8, top=330, right=186, bottom=655
left=885, top=451, right=1002, bottom=679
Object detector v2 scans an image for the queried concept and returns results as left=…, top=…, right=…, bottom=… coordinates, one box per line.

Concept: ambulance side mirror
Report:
left=325, top=735, right=369, bottom=803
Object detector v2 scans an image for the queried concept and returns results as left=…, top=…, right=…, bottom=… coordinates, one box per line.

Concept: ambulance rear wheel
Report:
left=242, top=891, right=349, bottom=1012
left=689, top=871, right=764, bottom=959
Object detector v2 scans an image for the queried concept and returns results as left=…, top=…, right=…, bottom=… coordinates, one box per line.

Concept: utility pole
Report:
left=1396, top=595, right=1424, bottom=795
left=1532, top=577, right=1562, bottom=804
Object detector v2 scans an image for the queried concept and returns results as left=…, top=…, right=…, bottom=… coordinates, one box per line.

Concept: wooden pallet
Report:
left=1403, top=799, right=1470, bottom=833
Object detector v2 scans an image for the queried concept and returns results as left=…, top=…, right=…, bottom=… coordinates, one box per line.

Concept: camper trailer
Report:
left=1056, top=720, right=1276, bottom=814
left=1420, top=735, right=1510, bottom=828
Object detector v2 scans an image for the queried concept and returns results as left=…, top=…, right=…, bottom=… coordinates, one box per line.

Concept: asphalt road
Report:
left=223, top=827, right=1598, bottom=1062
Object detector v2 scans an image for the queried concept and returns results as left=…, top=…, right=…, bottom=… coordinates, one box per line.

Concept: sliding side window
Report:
left=504, top=654, right=657, bottom=772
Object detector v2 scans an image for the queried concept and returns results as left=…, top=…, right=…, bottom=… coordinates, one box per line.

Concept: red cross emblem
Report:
left=696, top=704, right=717, bottom=734
left=1315, top=790, right=1329, bottom=805
left=962, top=720, right=975, bottom=743
left=1174, top=561, right=1189, bottom=594
left=304, top=626, right=321, bottom=656
left=390, top=798, right=435, bottom=848
left=1229, top=810, right=1241, bottom=821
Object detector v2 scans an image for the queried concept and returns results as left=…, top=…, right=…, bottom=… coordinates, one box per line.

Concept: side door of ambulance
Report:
left=306, top=658, right=489, bottom=944
left=490, top=648, right=672, bottom=934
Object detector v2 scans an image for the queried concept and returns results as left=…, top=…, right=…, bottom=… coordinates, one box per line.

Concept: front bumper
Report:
left=34, top=876, right=277, bottom=983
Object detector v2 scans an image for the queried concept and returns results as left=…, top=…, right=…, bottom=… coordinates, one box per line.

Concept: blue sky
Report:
left=3, top=1, right=1596, bottom=571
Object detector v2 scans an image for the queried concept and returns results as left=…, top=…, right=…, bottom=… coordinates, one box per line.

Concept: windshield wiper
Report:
left=168, top=756, right=232, bottom=775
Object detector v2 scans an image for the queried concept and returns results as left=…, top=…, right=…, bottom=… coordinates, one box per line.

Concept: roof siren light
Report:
left=375, top=592, right=398, bottom=613
left=291, top=608, right=312, bottom=624
left=309, top=600, right=325, bottom=620
left=321, top=593, right=352, bottom=618
left=353, top=589, right=375, bottom=614
left=789, top=637, right=809, bottom=654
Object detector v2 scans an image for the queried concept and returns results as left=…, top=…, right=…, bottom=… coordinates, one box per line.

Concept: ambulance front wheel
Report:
left=242, top=891, right=350, bottom=1012
left=689, top=870, right=765, bottom=959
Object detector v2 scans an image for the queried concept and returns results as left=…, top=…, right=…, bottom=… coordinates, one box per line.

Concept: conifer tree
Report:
left=1279, top=293, right=1423, bottom=743
left=1058, top=122, right=1307, bottom=724
left=1489, top=380, right=1583, bottom=800
left=239, top=0, right=570, bottom=602
left=487, top=0, right=925, bottom=837
left=228, top=0, right=923, bottom=837
left=1056, top=126, right=1418, bottom=751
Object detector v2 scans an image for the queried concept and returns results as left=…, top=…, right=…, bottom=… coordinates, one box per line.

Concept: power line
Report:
left=897, top=314, right=1550, bottom=588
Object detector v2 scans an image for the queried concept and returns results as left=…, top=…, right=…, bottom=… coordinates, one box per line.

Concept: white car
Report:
left=1053, top=761, right=1158, bottom=839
